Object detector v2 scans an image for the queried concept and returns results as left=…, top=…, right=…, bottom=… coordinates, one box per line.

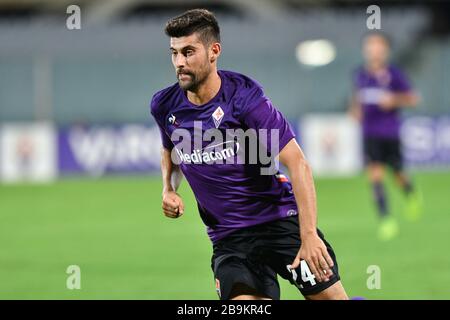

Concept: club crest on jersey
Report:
left=212, top=106, right=224, bottom=128
left=168, top=114, right=179, bottom=127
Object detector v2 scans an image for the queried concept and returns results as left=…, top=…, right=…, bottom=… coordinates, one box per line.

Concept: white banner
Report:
left=300, top=114, right=363, bottom=176
left=0, top=123, right=57, bottom=183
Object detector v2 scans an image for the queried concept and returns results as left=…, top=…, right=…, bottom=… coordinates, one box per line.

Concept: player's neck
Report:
left=186, top=71, right=221, bottom=106
left=366, top=62, right=387, bottom=74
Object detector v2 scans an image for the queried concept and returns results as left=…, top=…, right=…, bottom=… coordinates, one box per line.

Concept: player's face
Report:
left=363, top=35, right=390, bottom=68
left=170, top=33, right=213, bottom=91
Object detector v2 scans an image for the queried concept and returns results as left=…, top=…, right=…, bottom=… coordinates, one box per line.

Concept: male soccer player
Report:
left=151, top=9, right=348, bottom=300
left=349, top=32, right=422, bottom=241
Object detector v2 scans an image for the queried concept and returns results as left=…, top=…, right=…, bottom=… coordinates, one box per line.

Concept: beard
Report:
left=177, top=72, right=196, bottom=91
left=177, top=65, right=209, bottom=92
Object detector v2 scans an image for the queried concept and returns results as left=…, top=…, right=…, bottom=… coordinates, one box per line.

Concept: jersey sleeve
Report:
left=238, top=85, right=295, bottom=154
left=156, top=121, right=174, bottom=150
left=150, top=96, right=174, bottom=150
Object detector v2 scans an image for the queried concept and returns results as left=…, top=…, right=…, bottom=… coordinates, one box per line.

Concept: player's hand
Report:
left=162, top=191, right=184, bottom=219
left=379, top=93, right=397, bottom=111
left=291, top=233, right=334, bottom=283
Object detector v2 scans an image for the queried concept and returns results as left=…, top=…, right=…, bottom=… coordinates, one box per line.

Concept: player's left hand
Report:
left=291, top=233, right=334, bottom=283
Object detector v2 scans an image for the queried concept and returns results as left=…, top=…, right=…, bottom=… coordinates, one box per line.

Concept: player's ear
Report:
left=209, top=42, right=221, bottom=63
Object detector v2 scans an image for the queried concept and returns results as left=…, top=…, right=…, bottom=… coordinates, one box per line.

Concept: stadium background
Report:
left=0, top=0, right=449, bottom=299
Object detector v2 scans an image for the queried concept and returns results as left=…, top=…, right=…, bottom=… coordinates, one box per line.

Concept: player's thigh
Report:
left=263, top=227, right=342, bottom=297
left=230, top=283, right=272, bottom=300
left=280, top=242, right=341, bottom=297
left=231, top=294, right=271, bottom=300
left=304, top=280, right=348, bottom=300
left=212, top=254, right=280, bottom=300
left=364, top=138, right=383, bottom=165
left=386, top=139, right=403, bottom=173
left=364, top=138, right=387, bottom=181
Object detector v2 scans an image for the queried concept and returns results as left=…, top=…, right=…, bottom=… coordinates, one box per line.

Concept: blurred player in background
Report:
left=151, top=9, right=348, bottom=300
left=349, top=32, right=422, bottom=241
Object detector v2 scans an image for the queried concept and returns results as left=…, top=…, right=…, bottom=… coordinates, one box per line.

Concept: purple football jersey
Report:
left=353, top=65, right=412, bottom=138
left=150, top=70, right=298, bottom=243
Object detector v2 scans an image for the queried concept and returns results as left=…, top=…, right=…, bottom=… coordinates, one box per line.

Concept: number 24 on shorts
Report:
left=286, top=260, right=317, bottom=288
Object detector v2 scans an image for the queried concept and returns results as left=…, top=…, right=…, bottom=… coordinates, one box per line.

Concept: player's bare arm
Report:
left=379, top=91, right=420, bottom=111
left=278, top=138, right=334, bottom=283
left=348, top=93, right=362, bottom=121
left=161, top=147, right=184, bottom=218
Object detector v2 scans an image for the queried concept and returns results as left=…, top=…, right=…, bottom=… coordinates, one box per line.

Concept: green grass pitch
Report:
left=0, top=171, right=449, bottom=299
